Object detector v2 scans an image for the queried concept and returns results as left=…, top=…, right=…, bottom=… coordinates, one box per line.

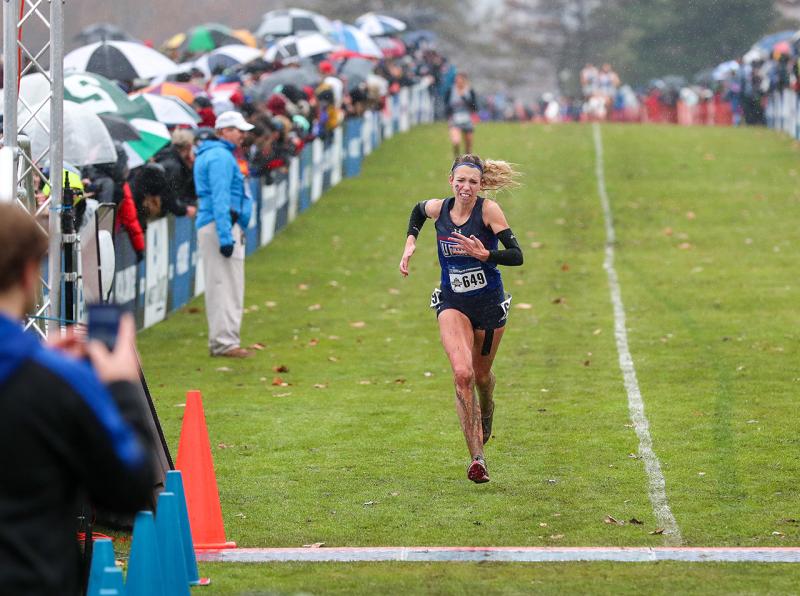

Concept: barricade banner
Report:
left=311, top=139, right=324, bottom=203
left=143, top=218, right=169, bottom=329
left=344, top=118, right=363, bottom=178
left=112, top=232, right=139, bottom=317
left=299, top=144, right=312, bottom=212
left=383, top=99, right=394, bottom=139
left=260, top=178, right=277, bottom=246
left=274, top=173, right=290, bottom=233
left=288, top=156, right=300, bottom=223
left=399, top=87, right=411, bottom=132
left=331, top=126, right=344, bottom=186
left=169, top=216, right=194, bottom=311
left=362, top=111, right=374, bottom=156
left=322, top=138, right=332, bottom=192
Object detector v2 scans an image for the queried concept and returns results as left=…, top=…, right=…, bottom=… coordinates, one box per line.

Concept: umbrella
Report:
left=661, top=75, right=687, bottom=90
left=329, top=21, right=382, bottom=59
left=712, top=60, right=740, bottom=81
left=743, top=48, right=767, bottom=64
left=98, top=113, right=141, bottom=142
left=355, top=13, right=407, bottom=37
left=232, top=29, right=258, bottom=48
left=264, top=34, right=334, bottom=64
left=124, top=118, right=171, bottom=168
left=255, top=8, right=332, bottom=39
left=64, top=41, right=178, bottom=81
left=402, top=30, right=438, bottom=48
left=339, top=57, right=378, bottom=90
left=193, top=44, right=264, bottom=77
left=163, top=33, right=186, bottom=51
left=130, top=93, right=200, bottom=126
left=140, top=81, right=203, bottom=104
left=75, top=23, right=137, bottom=45
left=182, top=23, right=242, bottom=54
left=752, top=30, right=795, bottom=52
left=251, top=64, right=320, bottom=100
left=20, top=100, right=117, bottom=166
left=375, top=36, right=407, bottom=58
left=63, top=71, right=142, bottom=119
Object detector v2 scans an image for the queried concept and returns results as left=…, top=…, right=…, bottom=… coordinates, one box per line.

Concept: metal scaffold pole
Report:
left=2, top=0, right=65, bottom=337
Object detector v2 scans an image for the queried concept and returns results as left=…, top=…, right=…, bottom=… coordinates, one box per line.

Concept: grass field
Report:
left=138, top=121, right=800, bottom=594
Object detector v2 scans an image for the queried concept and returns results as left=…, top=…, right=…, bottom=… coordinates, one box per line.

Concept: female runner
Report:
left=445, top=73, right=478, bottom=158
left=399, top=154, right=523, bottom=483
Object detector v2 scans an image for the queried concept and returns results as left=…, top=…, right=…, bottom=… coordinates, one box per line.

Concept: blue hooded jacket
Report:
left=194, top=138, right=253, bottom=248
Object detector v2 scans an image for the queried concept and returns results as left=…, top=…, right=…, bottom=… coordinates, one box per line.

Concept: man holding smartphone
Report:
left=194, top=111, right=255, bottom=358
left=0, top=204, right=155, bottom=595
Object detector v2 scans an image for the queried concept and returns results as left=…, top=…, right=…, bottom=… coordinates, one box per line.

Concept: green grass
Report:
left=136, top=122, right=800, bottom=593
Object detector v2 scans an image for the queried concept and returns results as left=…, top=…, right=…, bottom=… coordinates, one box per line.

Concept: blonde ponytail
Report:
left=451, top=154, right=521, bottom=192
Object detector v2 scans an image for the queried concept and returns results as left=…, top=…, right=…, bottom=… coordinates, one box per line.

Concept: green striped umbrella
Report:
left=183, top=24, right=241, bottom=53
left=63, top=71, right=141, bottom=119
left=124, top=118, right=171, bottom=168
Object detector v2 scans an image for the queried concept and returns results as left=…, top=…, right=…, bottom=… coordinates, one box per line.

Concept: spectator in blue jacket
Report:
left=193, top=111, right=254, bottom=358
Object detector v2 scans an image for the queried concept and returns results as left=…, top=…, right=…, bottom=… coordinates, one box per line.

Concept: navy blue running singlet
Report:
left=435, top=197, right=503, bottom=297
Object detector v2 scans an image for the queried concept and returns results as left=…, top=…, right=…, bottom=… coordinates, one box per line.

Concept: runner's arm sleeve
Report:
left=407, top=200, right=429, bottom=238
left=487, top=228, right=523, bottom=266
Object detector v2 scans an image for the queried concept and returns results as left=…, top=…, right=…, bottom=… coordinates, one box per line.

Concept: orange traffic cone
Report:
left=175, top=390, right=236, bottom=550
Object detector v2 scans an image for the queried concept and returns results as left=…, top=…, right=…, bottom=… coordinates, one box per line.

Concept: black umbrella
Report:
left=98, top=114, right=141, bottom=142
left=75, top=23, right=137, bottom=45
left=252, top=65, right=320, bottom=101
left=401, top=30, right=438, bottom=48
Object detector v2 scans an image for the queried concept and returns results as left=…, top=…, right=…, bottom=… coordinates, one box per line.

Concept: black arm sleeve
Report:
left=487, top=228, right=523, bottom=266
left=407, top=200, right=429, bottom=238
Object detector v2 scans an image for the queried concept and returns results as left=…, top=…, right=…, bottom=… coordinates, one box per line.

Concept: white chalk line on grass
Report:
left=196, top=546, right=800, bottom=563
left=591, top=123, right=683, bottom=546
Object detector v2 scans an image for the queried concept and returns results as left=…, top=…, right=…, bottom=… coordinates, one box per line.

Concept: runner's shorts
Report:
left=430, top=286, right=511, bottom=330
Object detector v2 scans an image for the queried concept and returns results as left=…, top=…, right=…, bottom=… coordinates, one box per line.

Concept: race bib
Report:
left=448, top=267, right=487, bottom=293
left=452, top=111, right=472, bottom=127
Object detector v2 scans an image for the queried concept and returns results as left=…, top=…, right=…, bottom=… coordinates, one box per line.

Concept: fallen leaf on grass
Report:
left=272, top=377, right=289, bottom=386
left=649, top=528, right=665, bottom=535
left=313, top=383, right=328, bottom=389
left=297, top=284, right=309, bottom=291
left=583, top=360, right=591, bottom=367
left=552, top=297, right=566, bottom=305
left=363, top=501, right=376, bottom=506
left=628, top=453, right=640, bottom=459
left=328, top=356, right=339, bottom=362
left=273, top=365, right=289, bottom=373
left=663, top=227, right=673, bottom=237
left=423, top=371, right=433, bottom=377
left=328, top=335, right=340, bottom=340
left=703, top=152, right=716, bottom=161
left=308, top=338, right=319, bottom=346
left=175, top=403, right=186, bottom=408
left=678, top=242, right=692, bottom=250
left=308, top=304, right=322, bottom=311
left=530, top=241, right=544, bottom=249
left=604, top=515, right=624, bottom=526
left=549, top=534, right=564, bottom=540
left=249, top=343, right=265, bottom=351
left=686, top=211, right=696, bottom=220
left=629, top=518, right=644, bottom=525
left=772, top=531, right=785, bottom=537
left=390, top=492, right=400, bottom=497
left=394, top=378, right=406, bottom=384
left=515, top=303, right=533, bottom=310
left=358, top=380, right=372, bottom=385
left=264, top=301, right=277, bottom=308
left=350, top=321, right=366, bottom=328
left=275, top=392, right=292, bottom=397
left=302, top=542, right=325, bottom=548
left=593, top=328, right=602, bottom=335
left=539, top=522, right=548, bottom=527
left=185, top=307, right=201, bottom=314
left=216, top=366, right=232, bottom=372
left=235, top=512, right=246, bottom=518
left=561, top=263, right=570, bottom=272
left=218, top=443, right=229, bottom=449
left=388, top=288, right=400, bottom=295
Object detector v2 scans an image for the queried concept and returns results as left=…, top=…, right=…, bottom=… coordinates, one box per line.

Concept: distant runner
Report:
left=445, top=73, right=479, bottom=158
left=399, top=154, right=523, bottom=483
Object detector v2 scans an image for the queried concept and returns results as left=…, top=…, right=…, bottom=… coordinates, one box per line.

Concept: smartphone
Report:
left=87, top=303, right=122, bottom=351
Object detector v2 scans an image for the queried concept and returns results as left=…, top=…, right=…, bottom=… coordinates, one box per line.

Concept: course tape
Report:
left=592, top=123, right=683, bottom=545
left=197, top=546, right=800, bottom=563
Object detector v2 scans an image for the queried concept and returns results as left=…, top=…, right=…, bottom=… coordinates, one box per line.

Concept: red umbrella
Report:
left=375, top=36, right=406, bottom=59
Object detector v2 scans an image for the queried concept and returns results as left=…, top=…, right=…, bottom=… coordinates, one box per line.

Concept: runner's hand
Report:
left=449, top=232, right=489, bottom=261
left=399, top=238, right=416, bottom=276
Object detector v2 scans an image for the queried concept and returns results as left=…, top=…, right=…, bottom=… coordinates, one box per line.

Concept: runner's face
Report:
left=450, top=165, right=481, bottom=204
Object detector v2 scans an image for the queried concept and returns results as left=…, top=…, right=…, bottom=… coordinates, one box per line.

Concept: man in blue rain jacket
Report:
left=194, top=111, right=255, bottom=358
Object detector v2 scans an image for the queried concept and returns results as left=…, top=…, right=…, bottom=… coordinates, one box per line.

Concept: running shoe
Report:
left=481, top=402, right=495, bottom=445
left=467, top=455, right=490, bottom=483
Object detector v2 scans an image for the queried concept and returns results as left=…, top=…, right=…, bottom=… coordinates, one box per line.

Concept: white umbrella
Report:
left=355, top=13, right=407, bottom=37
left=193, top=44, right=264, bottom=77
left=329, top=21, right=383, bottom=59
left=264, top=33, right=334, bottom=64
left=255, top=8, right=332, bottom=39
left=130, top=93, right=200, bottom=127
left=64, top=40, right=178, bottom=81
left=20, top=100, right=116, bottom=166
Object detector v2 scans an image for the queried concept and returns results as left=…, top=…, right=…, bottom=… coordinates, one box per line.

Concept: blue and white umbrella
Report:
left=255, top=8, right=332, bottom=39
left=193, top=44, right=264, bottom=77
left=329, top=21, right=382, bottom=59
left=264, top=33, right=334, bottom=64
left=355, top=13, right=407, bottom=37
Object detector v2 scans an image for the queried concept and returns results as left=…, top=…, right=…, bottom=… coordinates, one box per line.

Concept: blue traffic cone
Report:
left=126, top=511, right=164, bottom=596
left=86, top=539, right=115, bottom=596
left=165, top=470, right=201, bottom=585
left=155, top=492, right=190, bottom=596
left=100, top=566, right=125, bottom=595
